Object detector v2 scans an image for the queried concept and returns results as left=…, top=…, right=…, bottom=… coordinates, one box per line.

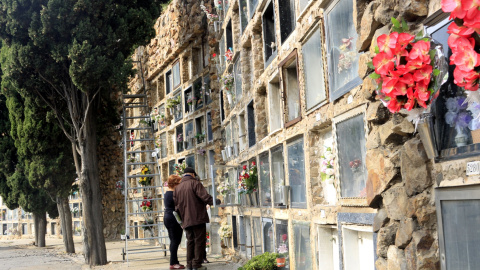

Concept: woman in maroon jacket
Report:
left=164, top=175, right=185, bottom=269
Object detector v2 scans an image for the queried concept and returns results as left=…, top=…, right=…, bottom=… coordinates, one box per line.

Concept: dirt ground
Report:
left=0, top=237, right=243, bottom=270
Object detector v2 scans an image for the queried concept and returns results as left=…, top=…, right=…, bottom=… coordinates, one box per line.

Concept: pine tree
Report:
left=0, top=0, right=165, bottom=265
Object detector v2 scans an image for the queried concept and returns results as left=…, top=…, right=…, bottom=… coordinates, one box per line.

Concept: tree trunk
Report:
left=79, top=109, right=107, bottom=265
left=33, top=214, right=39, bottom=246
left=36, top=212, right=47, bottom=247
left=57, top=196, right=75, bottom=253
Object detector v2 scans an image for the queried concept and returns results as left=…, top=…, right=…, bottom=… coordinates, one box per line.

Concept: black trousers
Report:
left=184, top=223, right=206, bottom=269
left=164, top=213, right=184, bottom=265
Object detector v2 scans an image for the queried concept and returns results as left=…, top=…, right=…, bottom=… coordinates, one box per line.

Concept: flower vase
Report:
left=221, top=150, right=227, bottom=161
left=233, top=142, right=239, bottom=156
left=188, top=104, right=193, bottom=113
left=417, top=113, right=438, bottom=159
left=251, top=191, right=259, bottom=207
left=455, top=127, right=468, bottom=147
left=227, top=93, right=233, bottom=105
left=277, top=257, right=286, bottom=267
left=169, top=108, right=174, bottom=115
left=226, top=146, right=232, bottom=157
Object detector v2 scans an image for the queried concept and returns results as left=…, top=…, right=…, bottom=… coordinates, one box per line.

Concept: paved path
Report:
left=0, top=237, right=243, bottom=270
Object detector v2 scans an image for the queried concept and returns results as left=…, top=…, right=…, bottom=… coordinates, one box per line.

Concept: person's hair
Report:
left=167, top=175, right=182, bottom=189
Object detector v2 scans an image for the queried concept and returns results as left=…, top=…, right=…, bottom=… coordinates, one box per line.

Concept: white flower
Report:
left=325, top=168, right=335, bottom=176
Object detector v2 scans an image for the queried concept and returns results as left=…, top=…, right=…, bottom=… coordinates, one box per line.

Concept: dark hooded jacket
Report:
left=173, top=174, right=213, bottom=228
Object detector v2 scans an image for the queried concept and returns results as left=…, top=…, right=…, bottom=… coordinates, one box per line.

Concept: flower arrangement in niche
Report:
left=221, top=73, right=235, bottom=97
left=217, top=181, right=233, bottom=196
left=139, top=165, right=153, bottom=186
left=445, top=96, right=472, bottom=146
left=349, top=159, right=362, bottom=173
left=166, top=95, right=181, bottom=109
left=206, top=232, right=211, bottom=249
left=225, top=47, right=234, bottom=63
left=200, top=2, right=219, bottom=24
left=215, top=0, right=223, bottom=11
left=320, top=146, right=335, bottom=182
left=174, top=161, right=187, bottom=175
left=337, top=37, right=357, bottom=73
left=177, top=133, right=183, bottom=143
left=115, top=180, right=124, bottom=191
left=441, top=1, right=480, bottom=111
left=218, top=222, right=233, bottom=239
left=238, top=162, right=258, bottom=194
left=140, top=197, right=153, bottom=212
left=187, top=96, right=197, bottom=106
left=370, top=18, right=448, bottom=116
left=197, top=148, right=207, bottom=156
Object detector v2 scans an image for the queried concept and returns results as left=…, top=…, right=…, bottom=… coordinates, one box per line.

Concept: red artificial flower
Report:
left=408, top=40, right=431, bottom=62
left=452, top=46, right=480, bottom=71
left=454, top=68, right=480, bottom=91
left=448, top=34, right=475, bottom=51
left=413, top=65, right=433, bottom=85
left=447, top=22, right=475, bottom=37
left=392, top=81, right=408, bottom=96
left=244, top=173, right=250, bottom=179
left=405, top=58, right=425, bottom=72
left=252, top=161, right=256, bottom=166
left=373, top=52, right=395, bottom=75
left=382, top=76, right=399, bottom=96
left=282, top=234, right=288, bottom=242
left=387, top=97, right=402, bottom=113
left=243, top=165, right=247, bottom=170
left=403, top=96, right=416, bottom=111
left=146, top=201, right=151, bottom=207
left=397, top=33, right=415, bottom=49
left=212, top=53, right=217, bottom=57
left=415, top=82, right=431, bottom=102
left=391, top=65, right=409, bottom=77
left=441, top=0, right=467, bottom=19
left=399, top=73, right=415, bottom=87
left=377, top=33, right=398, bottom=57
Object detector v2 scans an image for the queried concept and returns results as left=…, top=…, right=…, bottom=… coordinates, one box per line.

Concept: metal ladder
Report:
left=121, top=60, right=169, bottom=262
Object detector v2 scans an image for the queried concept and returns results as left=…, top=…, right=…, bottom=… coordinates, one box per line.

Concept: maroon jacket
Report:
left=173, top=174, right=213, bottom=229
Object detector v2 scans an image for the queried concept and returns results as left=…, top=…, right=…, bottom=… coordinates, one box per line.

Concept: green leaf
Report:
left=402, top=19, right=409, bottom=32
left=374, top=46, right=380, bottom=54
left=391, top=17, right=400, bottom=29
left=369, top=72, right=381, bottom=79
left=367, top=61, right=375, bottom=69
left=414, top=30, right=425, bottom=41
left=429, top=49, right=436, bottom=61
left=433, top=69, right=440, bottom=76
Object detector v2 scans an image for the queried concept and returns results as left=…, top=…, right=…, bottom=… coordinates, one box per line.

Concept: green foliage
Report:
left=391, top=18, right=409, bottom=33
left=238, top=252, right=279, bottom=270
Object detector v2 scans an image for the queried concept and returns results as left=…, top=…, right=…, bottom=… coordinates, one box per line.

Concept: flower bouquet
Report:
left=445, top=96, right=472, bottom=146
left=115, top=180, right=124, bottom=191
left=225, top=47, right=234, bottom=63
left=349, top=159, right=362, bottom=173
left=140, top=197, right=153, bottom=212
left=143, top=219, right=155, bottom=232
left=320, top=147, right=335, bottom=182
left=174, top=160, right=187, bottom=175
left=338, top=37, right=357, bottom=73
left=139, top=165, right=153, bottom=186
left=195, top=132, right=206, bottom=143
left=238, top=162, right=258, bottom=195
left=206, top=232, right=211, bottom=250
left=370, top=18, right=448, bottom=119
left=217, top=181, right=233, bottom=196
left=467, top=102, right=480, bottom=143
left=200, top=2, right=220, bottom=24
left=441, top=1, right=480, bottom=116
left=177, top=133, right=183, bottom=143
left=218, top=222, right=233, bottom=239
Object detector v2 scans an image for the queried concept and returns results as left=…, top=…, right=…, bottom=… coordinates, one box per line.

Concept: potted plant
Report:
left=238, top=252, right=279, bottom=270
left=276, top=240, right=288, bottom=267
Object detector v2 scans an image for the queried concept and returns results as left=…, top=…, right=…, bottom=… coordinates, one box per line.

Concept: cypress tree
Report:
left=0, top=0, right=166, bottom=265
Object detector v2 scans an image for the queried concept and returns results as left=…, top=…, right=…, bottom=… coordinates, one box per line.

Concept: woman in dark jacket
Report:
left=164, top=175, right=185, bottom=269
